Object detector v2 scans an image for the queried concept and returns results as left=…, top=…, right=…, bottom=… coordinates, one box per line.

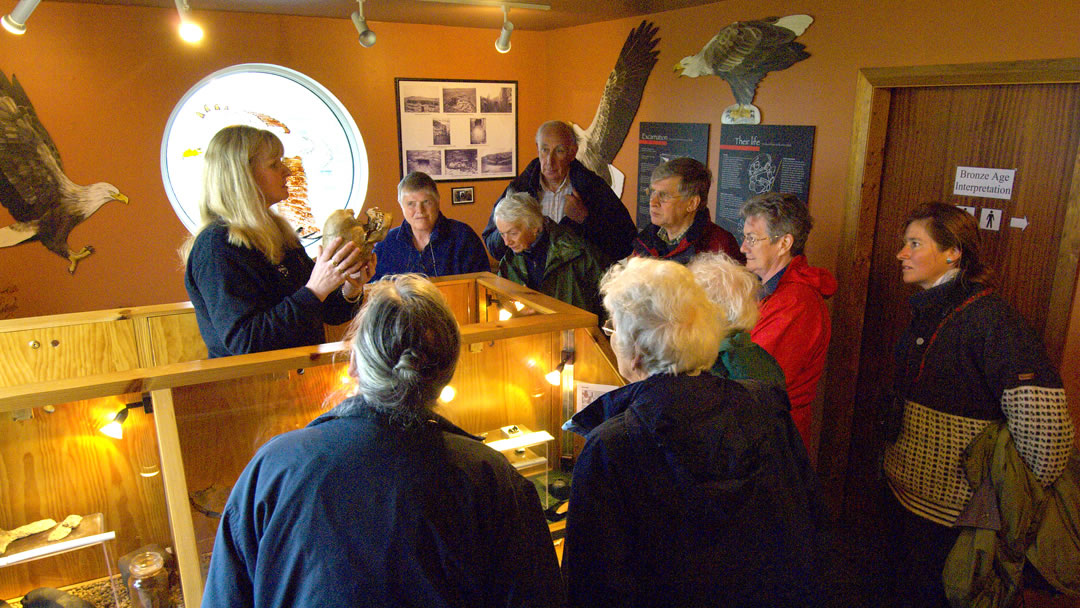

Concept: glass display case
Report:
left=0, top=273, right=624, bottom=606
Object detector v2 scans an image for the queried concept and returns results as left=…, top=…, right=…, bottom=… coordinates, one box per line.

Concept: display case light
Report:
left=98, top=394, right=152, bottom=440
left=545, top=349, right=574, bottom=386
left=498, top=307, right=513, bottom=321
left=439, top=384, right=457, bottom=403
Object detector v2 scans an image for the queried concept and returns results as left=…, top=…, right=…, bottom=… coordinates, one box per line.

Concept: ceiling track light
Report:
left=1, top=0, right=41, bottom=35
left=174, top=0, right=204, bottom=43
left=351, top=0, right=376, bottom=47
left=495, top=5, right=513, bottom=54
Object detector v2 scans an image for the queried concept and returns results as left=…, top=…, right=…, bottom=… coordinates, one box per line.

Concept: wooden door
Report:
left=818, top=59, right=1080, bottom=523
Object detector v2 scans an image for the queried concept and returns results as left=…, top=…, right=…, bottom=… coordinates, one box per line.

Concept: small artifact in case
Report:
left=126, top=551, right=171, bottom=608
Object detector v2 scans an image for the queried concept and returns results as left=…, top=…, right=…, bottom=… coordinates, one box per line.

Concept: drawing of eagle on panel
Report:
left=0, top=71, right=128, bottom=274
left=676, top=15, right=813, bottom=124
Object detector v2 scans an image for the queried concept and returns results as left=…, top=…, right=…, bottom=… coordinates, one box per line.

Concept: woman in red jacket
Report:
left=739, top=192, right=836, bottom=455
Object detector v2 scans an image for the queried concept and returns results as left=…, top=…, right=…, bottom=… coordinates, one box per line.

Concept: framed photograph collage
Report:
left=395, top=78, right=517, bottom=182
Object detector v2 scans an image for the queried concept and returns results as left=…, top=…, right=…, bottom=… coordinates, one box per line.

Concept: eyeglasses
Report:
left=742, top=234, right=774, bottom=247
left=647, top=188, right=685, bottom=203
left=601, top=319, right=615, bottom=337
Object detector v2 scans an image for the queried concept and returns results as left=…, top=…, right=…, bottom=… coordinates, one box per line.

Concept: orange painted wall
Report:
left=0, top=2, right=549, bottom=318
left=2, top=0, right=1080, bottom=329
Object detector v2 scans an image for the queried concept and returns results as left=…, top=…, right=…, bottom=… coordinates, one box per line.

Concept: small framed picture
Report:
left=451, top=186, right=474, bottom=205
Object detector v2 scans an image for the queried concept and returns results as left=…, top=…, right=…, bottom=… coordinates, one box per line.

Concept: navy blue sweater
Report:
left=185, top=222, right=357, bottom=357
left=371, top=213, right=490, bottom=281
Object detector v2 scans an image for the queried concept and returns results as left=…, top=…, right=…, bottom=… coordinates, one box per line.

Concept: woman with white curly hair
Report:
left=688, top=251, right=785, bottom=387
left=202, top=275, right=563, bottom=608
left=562, top=256, right=823, bottom=608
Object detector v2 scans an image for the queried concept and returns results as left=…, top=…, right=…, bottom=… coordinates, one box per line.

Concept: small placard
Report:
left=979, top=208, right=1002, bottom=231
left=953, top=166, right=1015, bottom=200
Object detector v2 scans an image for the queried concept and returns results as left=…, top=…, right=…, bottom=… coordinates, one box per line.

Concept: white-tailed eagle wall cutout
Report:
left=574, top=20, right=661, bottom=193
left=676, top=15, right=813, bottom=124
left=0, top=71, right=128, bottom=274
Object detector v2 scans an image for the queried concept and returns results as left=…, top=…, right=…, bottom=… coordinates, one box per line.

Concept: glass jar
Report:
left=127, top=551, right=171, bottom=608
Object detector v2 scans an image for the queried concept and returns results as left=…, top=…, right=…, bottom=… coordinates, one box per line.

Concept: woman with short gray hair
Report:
left=562, top=256, right=823, bottom=607
left=203, top=274, right=563, bottom=607
left=493, top=192, right=607, bottom=320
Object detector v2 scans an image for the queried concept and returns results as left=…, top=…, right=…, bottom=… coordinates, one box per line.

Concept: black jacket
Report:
left=562, top=373, right=824, bottom=608
left=482, top=158, right=636, bottom=262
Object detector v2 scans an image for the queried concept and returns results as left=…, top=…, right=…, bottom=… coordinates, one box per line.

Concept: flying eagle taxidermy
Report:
left=0, top=71, right=128, bottom=274
left=676, top=15, right=812, bottom=124
left=574, top=20, right=660, bottom=189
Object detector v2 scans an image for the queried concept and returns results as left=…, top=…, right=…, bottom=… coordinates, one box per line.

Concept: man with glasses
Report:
left=632, top=157, right=742, bottom=264
left=482, top=121, right=636, bottom=263
left=740, top=192, right=836, bottom=457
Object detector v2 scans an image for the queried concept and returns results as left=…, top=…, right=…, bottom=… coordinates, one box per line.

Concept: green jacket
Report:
left=498, top=220, right=606, bottom=321
left=943, top=420, right=1080, bottom=607
left=710, top=330, right=786, bottom=388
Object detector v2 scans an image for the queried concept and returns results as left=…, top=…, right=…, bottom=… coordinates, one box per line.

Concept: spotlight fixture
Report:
left=174, top=0, right=203, bottom=43
left=99, top=394, right=153, bottom=440
left=545, top=349, right=574, bottom=386
left=351, top=0, right=376, bottom=48
left=1, top=0, right=41, bottom=35
left=439, top=385, right=457, bottom=403
left=495, top=5, right=513, bottom=53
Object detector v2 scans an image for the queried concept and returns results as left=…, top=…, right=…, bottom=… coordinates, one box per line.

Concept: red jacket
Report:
left=751, top=255, right=837, bottom=452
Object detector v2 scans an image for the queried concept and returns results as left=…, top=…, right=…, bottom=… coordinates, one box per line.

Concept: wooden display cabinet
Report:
left=0, top=273, right=624, bottom=606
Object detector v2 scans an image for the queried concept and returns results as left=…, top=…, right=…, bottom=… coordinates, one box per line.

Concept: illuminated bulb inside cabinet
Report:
left=498, top=308, right=512, bottom=321
left=513, top=300, right=525, bottom=311
left=439, top=385, right=457, bottom=403
left=545, top=369, right=561, bottom=386
left=100, top=420, right=124, bottom=440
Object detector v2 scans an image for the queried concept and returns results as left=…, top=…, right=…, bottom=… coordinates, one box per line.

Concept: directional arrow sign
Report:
left=1009, top=216, right=1029, bottom=231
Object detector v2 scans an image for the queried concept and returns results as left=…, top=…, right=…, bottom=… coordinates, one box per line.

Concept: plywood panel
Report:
left=0, top=322, right=140, bottom=388
left=142, top=313, right=208, bottom=366
left=0, top=395, right=172, bottom=600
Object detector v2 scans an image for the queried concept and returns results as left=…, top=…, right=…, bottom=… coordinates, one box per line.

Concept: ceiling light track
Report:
left=414, top=0, right=550, bottom=11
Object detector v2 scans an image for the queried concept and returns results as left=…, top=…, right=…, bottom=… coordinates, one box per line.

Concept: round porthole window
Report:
left=161, top=63, right=368, bottom=255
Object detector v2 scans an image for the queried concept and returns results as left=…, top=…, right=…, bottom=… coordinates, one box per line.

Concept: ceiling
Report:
left=50, top=0, right=719, bottom=30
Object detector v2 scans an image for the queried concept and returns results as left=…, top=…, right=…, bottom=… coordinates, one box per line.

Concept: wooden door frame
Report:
left=818, top=58, right=1080, bottom=515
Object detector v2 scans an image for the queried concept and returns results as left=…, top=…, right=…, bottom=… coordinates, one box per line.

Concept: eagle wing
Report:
left=0, top=71, right=63, bottom=221
left=576, top=20, right=660, bottom=182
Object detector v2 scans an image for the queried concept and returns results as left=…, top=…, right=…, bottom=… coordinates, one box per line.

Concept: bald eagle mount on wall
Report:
left=676, top=15, right=813, bottom=125
left=574, top=20, right=661, bottom=190
left=0, top=71, right=128, bottom=274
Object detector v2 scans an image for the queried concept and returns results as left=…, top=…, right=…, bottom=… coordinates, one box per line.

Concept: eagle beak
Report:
left=113, top=192, right=130, bottom=204
left=673, top=62, right=683, bottom=76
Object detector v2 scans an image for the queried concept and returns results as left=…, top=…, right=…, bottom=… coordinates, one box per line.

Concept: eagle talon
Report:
left=66, top=246, right=94, bottom=274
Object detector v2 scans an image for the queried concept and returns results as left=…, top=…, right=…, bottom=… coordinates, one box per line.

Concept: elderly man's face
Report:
left=495, top=218, right=539, bottom=254
left=399, top=188, right=440, bottom=234
left=537, top=128, right=577, bottom=186
left=649, top=176, right=698, bottom=234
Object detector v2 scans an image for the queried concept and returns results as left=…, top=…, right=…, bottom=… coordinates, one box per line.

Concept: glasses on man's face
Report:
left=742, top=234, right=774, bottom=247
left=601, top=319, right=615, bottom=337
left=647, top=188, right=684, bottom=204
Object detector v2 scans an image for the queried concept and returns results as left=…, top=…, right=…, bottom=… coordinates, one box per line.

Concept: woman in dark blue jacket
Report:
left=182, top=125, right=374, bottom=357
left=202, top=275, right=563, bottom=607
